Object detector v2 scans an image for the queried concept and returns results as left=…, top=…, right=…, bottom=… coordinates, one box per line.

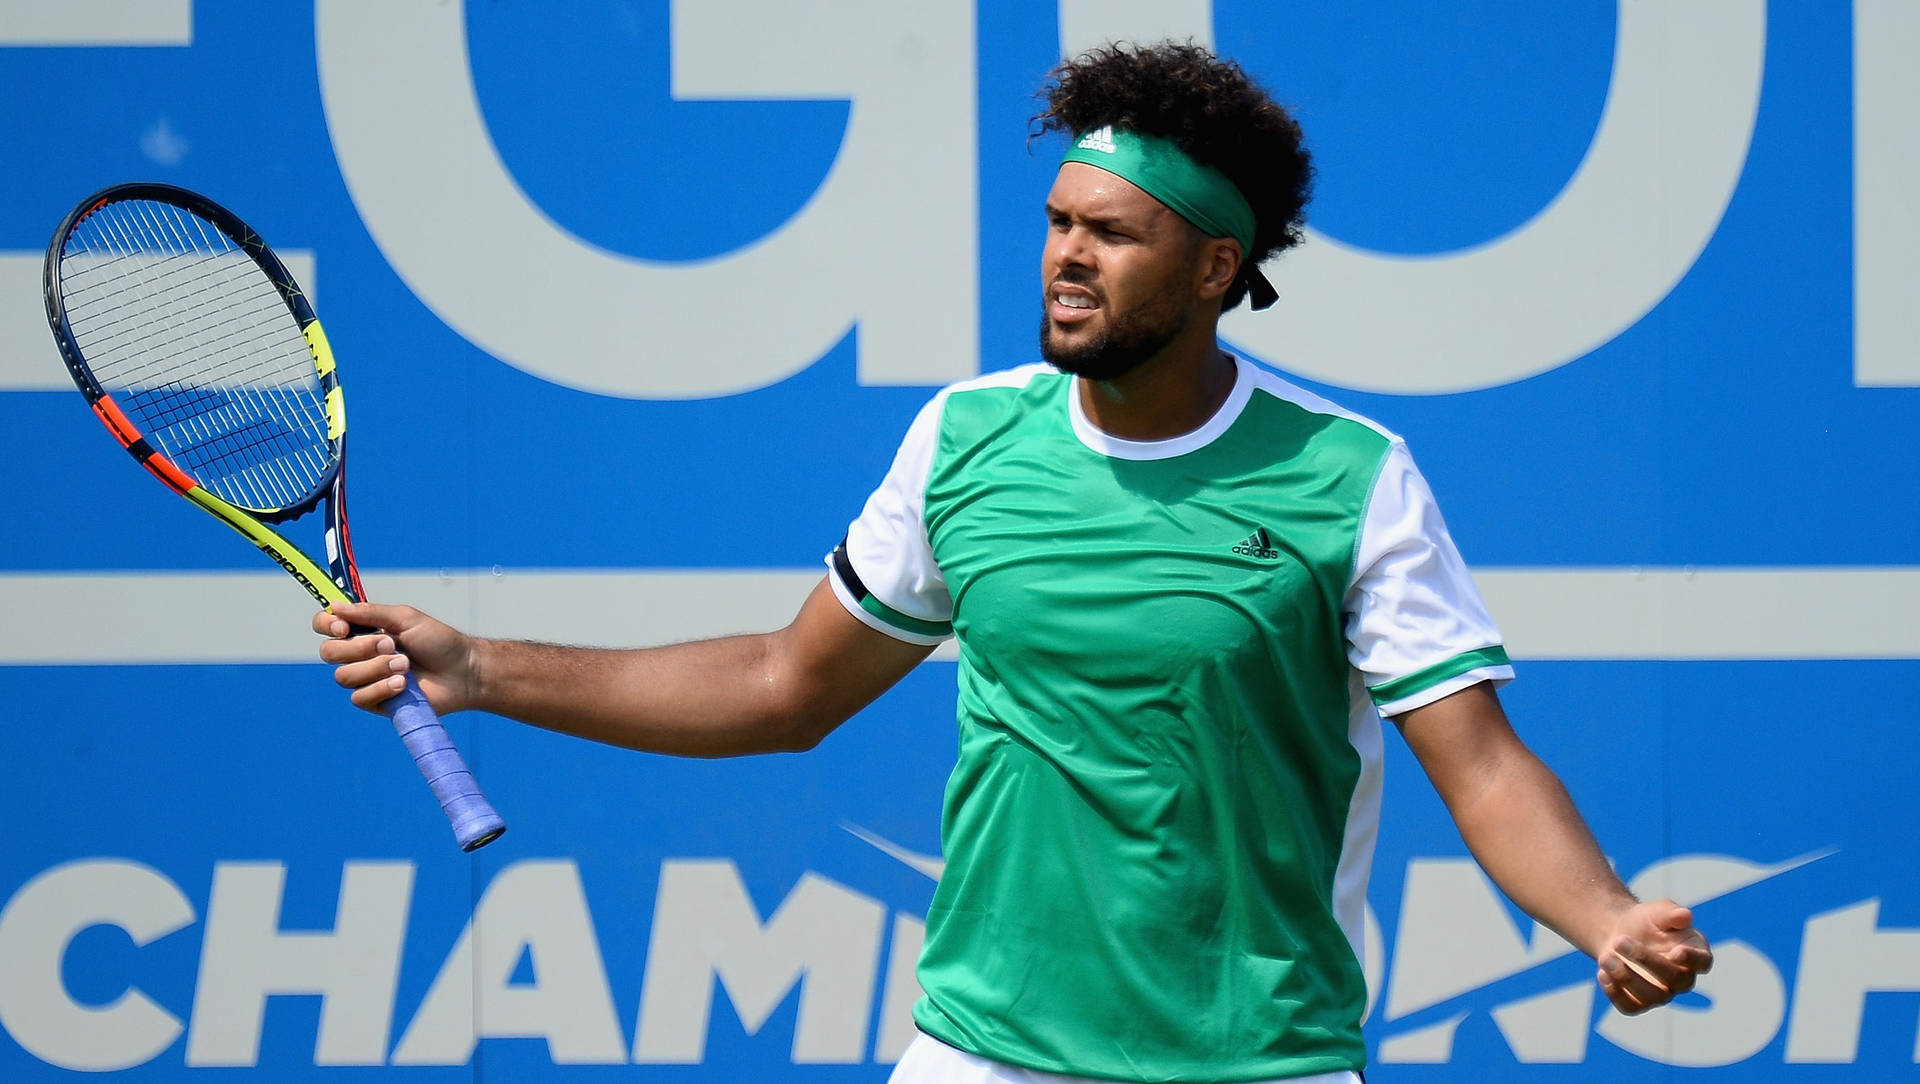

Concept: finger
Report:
left=1664, top=942, right=1715, bottom=976
left=1597, top=964, right=1649, bottom=1015
left=1645, top=953, right=1699, bottom=996
left=1617, top=933, right=1715, bottom=997
left=318, top=638, right=364, bottom=665
left=332, top=651, right=407, bottom=693
left=317, top=634, right=395, bottom=666
left=1682, top=927, right=1713, bottom=960
left=338, top=601, right=420, bottom=633
left=1613, top=949, right=1672, bottom=995
left=349, top=671, right=409, bottom=711
left=324, top=601, right=377, bottom=626
left=1674, top=942, right=1714, bottom=969
left=1602, top=945, right=1671, bottom=1011
left=317, top=603, right=393, bottom=641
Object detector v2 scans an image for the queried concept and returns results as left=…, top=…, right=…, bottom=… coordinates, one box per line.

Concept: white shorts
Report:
left=888, top=1032, right=1363, bottom=1084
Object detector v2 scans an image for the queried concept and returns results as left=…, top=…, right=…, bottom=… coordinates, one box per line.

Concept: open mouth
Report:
left=1049, top=282, right=1100, bottom=322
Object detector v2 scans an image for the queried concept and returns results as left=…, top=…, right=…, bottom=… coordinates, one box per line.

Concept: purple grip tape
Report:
left=383, top=674, right=506, bottom=851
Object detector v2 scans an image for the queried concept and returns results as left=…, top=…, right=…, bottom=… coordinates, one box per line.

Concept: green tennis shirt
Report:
left=828, top=357, right=1512, bottom=1082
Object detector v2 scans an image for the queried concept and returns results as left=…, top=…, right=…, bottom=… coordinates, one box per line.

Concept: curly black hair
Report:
left=1035, top=41, right=1313, bottom=311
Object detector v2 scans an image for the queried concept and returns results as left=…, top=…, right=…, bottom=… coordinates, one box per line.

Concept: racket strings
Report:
left=134, top=382, right=326, bottom=497
left=59, top=199, right=335, bottom=512
left=74, top=260, right=293, bottom=376
left=73, top=199, right=326, bottom=499
left=82, top=199, right=318, bottom=400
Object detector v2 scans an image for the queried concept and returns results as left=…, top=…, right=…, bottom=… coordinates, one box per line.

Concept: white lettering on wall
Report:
left=0, top=859, right=194, bottom=1072
left=312, top=0, right=978, bottom=399
left=1376, top=858, right=1579, bottom=1062
left=392, top=859, right=626, bottom=1065
left=3, top=850, right=1917, bottom=1070
left=1853, top=0, right=1920, bottom=386
left=1785, top=898, right=1920, bottom=1062
left=185, top=861, right=413, bottom=1066
left=633, top=859, right=886, bottom=1063
left=1062, top=1, right=1768, bottom=394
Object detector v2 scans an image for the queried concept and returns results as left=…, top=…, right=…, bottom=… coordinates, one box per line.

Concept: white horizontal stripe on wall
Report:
left=3, top=567, right=1916, bottom=665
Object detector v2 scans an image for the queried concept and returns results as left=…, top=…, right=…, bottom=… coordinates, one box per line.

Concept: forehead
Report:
left=1046, top=162, right=1177, bottom=226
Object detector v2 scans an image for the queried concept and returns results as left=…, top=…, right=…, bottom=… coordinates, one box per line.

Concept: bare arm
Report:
left=1394, top=682, right=1713, bottom=1014
left=315, top=576, right=933, bottom=757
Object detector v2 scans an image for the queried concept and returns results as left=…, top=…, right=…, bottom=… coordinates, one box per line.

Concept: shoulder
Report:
left=906, top=362, right=1064, bottom=441
left=1239, top=359, right=1402, bottom=444
left=929, top=362, right=1061, bottom=411
left=1233, top=359, right=1405, bottom=483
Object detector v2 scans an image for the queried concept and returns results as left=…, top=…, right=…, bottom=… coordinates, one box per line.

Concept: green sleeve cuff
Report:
left=1369, top=645, right=1512, bottom=706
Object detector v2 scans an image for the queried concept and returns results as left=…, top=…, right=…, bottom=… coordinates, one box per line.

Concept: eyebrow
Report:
left=1045, top=202, right=1147, bottom=232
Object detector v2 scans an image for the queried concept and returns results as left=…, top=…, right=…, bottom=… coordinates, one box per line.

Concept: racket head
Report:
left=43, top=183, right=501, bottom=850
left=45, top=182, right=345, bottom=522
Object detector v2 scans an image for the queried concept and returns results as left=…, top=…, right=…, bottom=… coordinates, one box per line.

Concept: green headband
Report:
left=1059, top=126, right=1277, bottom=309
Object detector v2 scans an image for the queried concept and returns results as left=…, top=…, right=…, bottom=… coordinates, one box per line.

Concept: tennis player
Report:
left=319, top=42, right=1711, bottom=1084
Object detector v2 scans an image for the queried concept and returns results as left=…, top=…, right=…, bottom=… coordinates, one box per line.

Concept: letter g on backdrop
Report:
left=317, top=1, right=1762, bottom=398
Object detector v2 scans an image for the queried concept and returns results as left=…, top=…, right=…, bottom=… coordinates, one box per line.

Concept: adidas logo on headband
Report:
left=1075, top=125, right=1117, bottom=154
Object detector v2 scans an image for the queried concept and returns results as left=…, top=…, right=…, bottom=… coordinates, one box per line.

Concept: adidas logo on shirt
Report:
left=1076, top=125, right=1117, bottom=154
left=1233, top=527, right=1280, bottom=560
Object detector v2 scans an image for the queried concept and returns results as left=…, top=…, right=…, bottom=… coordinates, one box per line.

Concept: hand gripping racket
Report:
left=44, top=182, right=506, bottom=851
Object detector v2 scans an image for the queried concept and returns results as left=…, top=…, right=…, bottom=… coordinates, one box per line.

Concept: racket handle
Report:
left=383, top=675, right=506, bottom=851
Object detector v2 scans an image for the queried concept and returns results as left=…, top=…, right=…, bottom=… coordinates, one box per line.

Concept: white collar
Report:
left=1066, top=353, right=1253, bottom=461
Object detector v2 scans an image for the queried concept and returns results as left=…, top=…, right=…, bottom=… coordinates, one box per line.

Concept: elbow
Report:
left=753, top=645, right=843, bottom=753
left=748, top=625, right=860, bottom=754
left=768, top=708, right=839, bottom=753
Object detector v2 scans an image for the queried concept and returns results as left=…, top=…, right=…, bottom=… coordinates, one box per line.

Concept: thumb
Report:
left=325, top=600, right=378, bottom=628
left=330, top=600, right=418, bottom=634
left=1654, top=902, right=1694, bottom=931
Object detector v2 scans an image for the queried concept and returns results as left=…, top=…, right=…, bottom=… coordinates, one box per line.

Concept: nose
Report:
left=1047, top=223, right=1093, bottom=273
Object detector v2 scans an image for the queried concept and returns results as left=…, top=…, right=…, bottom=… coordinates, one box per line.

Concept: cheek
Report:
left=1103, top=254, right=1160, bottom=307
left=1142, top=252, right=1199, bottom=305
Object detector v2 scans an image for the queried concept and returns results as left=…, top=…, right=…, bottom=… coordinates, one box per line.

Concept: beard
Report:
left=1039, top=283, right=1190, bottom=382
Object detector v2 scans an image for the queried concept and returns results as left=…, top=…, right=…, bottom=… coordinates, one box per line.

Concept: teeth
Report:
left=1058, top=295, right=1095, bottom=309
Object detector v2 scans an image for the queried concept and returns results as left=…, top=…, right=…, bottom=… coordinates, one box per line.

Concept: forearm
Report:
left=1444, top=746, right=1636, bottom=958
left=1399, top=689, right=1710, bottom=1011
left=322, top=580, right=926, bottom=760
left=468, top=633, right=820, bottom=758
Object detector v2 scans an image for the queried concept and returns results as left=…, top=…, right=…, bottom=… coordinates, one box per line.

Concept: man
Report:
left=319, top=42, right=1711, bottom=1084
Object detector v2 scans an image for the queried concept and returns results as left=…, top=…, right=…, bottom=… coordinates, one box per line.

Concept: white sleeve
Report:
left=1344, top=441, right=1514, bottom=716
left=825, top=393, right=954, bottom=645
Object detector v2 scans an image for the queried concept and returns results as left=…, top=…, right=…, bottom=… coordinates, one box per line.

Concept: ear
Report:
left=1194, top=237, right=1242, bottom=302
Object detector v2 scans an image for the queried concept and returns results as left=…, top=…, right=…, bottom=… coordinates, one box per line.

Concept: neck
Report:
left=1076, top=333, right=1237, bottom=442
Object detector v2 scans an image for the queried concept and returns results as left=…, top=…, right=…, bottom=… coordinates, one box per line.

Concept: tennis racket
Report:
left=43, top=182, right=505, bottom=851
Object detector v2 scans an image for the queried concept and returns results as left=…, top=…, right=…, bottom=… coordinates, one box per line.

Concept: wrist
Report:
left=460, top=635, right=493, bottom=713
left=1579, top=890, right=1643, bottom=957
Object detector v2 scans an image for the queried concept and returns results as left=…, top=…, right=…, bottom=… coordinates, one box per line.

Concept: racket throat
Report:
left=326, top=454, right=367, bottom=601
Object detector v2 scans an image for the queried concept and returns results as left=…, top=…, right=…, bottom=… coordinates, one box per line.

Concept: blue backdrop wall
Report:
left=2, top=2, right=1917, bottom=1079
